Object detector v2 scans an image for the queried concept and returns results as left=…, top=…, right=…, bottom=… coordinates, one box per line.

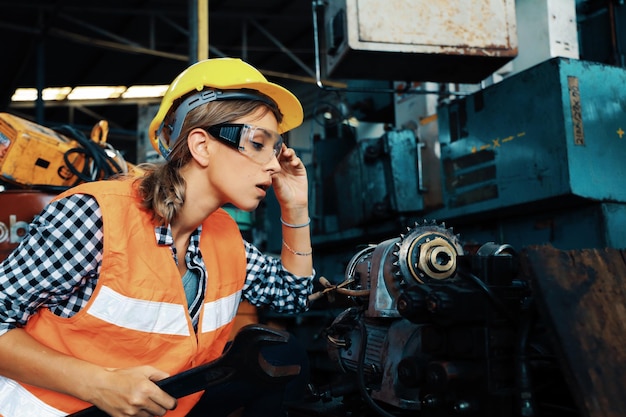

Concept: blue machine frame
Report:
left=267, top=58, right=626, bottom=259
left=431, top=57, right=626, bottom=249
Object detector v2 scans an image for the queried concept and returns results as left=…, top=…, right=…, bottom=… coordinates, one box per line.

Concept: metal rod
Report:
left=248, top=17, right=316, bottom=78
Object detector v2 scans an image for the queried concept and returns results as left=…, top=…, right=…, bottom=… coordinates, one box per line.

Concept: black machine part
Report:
left=314, top=221, right=576, bottom=417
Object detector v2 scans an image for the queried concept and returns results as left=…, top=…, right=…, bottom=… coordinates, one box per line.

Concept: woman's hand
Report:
left=272, top=144, right=308, bottom=211
left=84, top=366, right=177, bottom=417
left=0, top=329, right=177, bottom=417
left=272, top=144, right=313, bottom=277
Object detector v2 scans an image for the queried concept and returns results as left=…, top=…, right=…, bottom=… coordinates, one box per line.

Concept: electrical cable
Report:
left=25, top=125, right=127, bottom=194
left=457, top=269, right=518, bottom=326
left=54, top=125, right=125, bottom=186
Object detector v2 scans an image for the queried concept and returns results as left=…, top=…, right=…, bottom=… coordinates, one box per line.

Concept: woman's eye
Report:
left=250, top=141, right=264, bottom=151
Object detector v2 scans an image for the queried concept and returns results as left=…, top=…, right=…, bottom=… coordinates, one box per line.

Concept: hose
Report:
left=54, top=124, right=125, bottom=186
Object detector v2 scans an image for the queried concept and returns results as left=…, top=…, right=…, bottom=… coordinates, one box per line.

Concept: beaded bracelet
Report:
left=280, top=216, right=311, bottom=228
left=283, top=240, right=313, bottom=256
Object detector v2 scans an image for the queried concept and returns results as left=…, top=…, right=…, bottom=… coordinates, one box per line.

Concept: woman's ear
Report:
left=187, top=128, right=211, bottom=167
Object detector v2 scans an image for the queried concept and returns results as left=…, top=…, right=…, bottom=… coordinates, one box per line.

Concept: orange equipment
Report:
left=0, top=113, right=141, bottom=189
left=0, top=113, right=87, bottom=188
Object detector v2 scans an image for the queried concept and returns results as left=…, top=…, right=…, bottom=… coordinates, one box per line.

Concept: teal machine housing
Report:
left=264, top=57, right=626, bottom=272
left=431, top=57, right=626, bottom=249
left=255, top=58, right=625, bottom=417
left=302, top=57, right=626, bottom=257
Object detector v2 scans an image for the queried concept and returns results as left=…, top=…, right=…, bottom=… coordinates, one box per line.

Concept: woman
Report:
left=0, top=58, right=313, bottom=417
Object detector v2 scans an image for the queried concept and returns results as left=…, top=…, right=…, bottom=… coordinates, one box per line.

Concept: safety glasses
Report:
left=204, top=123, right=283, bottom=165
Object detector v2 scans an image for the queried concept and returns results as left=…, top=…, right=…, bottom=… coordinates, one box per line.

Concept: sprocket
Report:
left=391, top=219, right=464, bottom=285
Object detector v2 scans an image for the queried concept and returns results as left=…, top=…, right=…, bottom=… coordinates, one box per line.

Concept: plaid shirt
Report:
left=0, top=194, right=313, bottom=336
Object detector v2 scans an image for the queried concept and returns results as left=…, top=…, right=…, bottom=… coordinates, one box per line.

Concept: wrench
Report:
left=67, top=324, right=299, bottom=417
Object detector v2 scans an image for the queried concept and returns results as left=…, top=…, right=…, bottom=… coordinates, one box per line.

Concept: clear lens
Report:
left=238, top=125, right=283, bottom=164
left=205, top=123, right=283, bottom=164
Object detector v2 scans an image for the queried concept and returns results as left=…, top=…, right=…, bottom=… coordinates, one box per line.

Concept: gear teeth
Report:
left=394, top=218, right=464, bottom=286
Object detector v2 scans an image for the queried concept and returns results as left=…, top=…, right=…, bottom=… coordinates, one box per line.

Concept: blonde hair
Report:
left=136, top=98, right=283, bottom=225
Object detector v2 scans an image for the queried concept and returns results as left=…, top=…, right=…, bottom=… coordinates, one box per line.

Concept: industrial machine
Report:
left=0, top=113, right=137, bottom=190
left=292, top=216, right=626, bottom=417
left=274, top=57, right=626, bottom=417
left=322, top=0, right=518, bottom=83
left=295, top=57, right=626, bottom=269
left=293, top=221, right=581, bottom=417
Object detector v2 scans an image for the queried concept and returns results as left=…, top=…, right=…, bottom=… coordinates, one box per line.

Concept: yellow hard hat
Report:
left=149, top=57, right=304, bottom=158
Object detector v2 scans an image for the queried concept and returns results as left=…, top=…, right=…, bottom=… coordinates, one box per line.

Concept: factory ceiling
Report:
left=0, top=0, right=616, bottom=161
left=0, top=0, right=328, bottom=156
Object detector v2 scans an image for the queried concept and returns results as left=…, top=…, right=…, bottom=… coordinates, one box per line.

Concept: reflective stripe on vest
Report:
left=88, top=285, right=191, bottom=336
left=201, top=291, right=242, bottom=333
left=0, top=377, right=65, bottom=417
left=88, top=285, right=242, bottom=335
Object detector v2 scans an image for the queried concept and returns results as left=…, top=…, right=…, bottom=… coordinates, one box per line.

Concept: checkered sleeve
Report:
left=0, top=194, right=103, bottom=336
left=242, top=240, right=314, bottom=314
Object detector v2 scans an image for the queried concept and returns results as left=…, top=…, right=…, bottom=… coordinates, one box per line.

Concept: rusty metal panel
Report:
left=520, top=245, right=626, bottom=417
left=324, top=0, right=518, bottom=82
left=354, top=0, right=514, bottom=52
left=0, top=190, right=55, bottom=261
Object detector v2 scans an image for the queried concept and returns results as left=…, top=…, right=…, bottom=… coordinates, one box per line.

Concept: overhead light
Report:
left=11, top=87, right=72, bottom=102
left=67, top=86, right=127, bottom=100
left=122, top=85, right=169, bottom=99
left=11, top=88, right=38, bottom=102
left=11, top=85, right=170, bottom=102
left=44, top=87, right=73, bottom=101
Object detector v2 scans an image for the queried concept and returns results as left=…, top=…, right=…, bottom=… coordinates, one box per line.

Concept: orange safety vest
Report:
left=0, top=179, right=247, bottom=416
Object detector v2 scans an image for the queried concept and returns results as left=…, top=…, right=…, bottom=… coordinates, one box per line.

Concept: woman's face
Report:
left=207, top=107, right=282, bottom=212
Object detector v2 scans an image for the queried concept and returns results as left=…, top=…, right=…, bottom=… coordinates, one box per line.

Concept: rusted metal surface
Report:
left=0, top=190, right=55, bottom=261
left=353, top=0, right=517, bottom=54
left=324, top=0, right=518, bottom=82
left=520, top=245, right=626, bottom=417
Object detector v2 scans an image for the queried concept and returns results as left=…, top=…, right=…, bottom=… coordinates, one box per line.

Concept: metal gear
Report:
left=391, top=220, right=464, bottom=285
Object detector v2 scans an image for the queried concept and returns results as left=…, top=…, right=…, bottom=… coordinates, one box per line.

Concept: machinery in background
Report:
left=0, top=113, right=139, bottom=190
left=322, top=0, right=518, bottom=83
left=294, top=221, right=580, bottom=417
left=431, top=57, right=626, bottom=249
left=272, top=57, right=626, bottom=417
left=300, top=57, right=626, bottom=268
